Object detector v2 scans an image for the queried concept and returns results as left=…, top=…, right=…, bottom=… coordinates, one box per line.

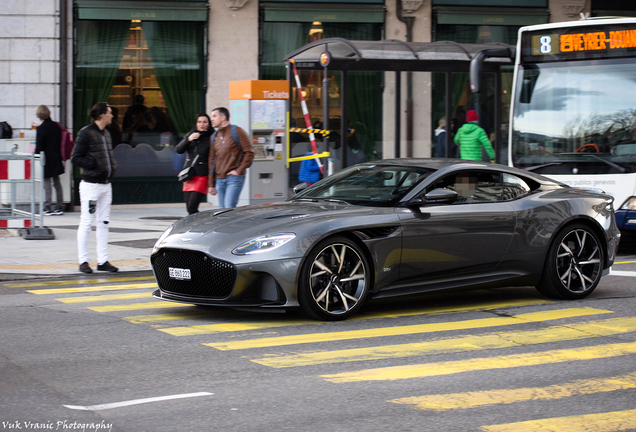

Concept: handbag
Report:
left=178, top=154, right=199, bottom=182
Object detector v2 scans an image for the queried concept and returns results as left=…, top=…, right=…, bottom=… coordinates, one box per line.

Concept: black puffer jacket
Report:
left=71, top=123, right=117, bottom=183
left=175, top=129, right=212, bottom=178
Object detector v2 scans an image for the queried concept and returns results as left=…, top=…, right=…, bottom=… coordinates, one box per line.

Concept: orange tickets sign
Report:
left=229, top=80, right=290, bottom=100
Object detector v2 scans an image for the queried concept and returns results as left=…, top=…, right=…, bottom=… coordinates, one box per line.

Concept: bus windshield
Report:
left=511, top=58, right=636, bottom=174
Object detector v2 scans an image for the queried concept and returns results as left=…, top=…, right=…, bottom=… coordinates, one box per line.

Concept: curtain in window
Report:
left=260, top=23, right=309, bottom=80
left=74, top=20, right=129, bottom=131
left=142, top=22, right=202, bottom=136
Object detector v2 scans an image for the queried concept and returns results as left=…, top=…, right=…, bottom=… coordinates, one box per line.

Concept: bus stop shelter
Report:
left=284, top=38, right=515, bottom=166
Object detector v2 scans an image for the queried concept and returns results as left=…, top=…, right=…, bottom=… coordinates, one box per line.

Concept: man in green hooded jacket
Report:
left=454, top=110, right=495, bottom=162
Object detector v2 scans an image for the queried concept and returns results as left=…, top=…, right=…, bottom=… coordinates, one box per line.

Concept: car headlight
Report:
left=620, top=197, right=636, bottom=211
left=152, top=224, right=174, bottom=254
left=232, top=233, right=296, bottom=255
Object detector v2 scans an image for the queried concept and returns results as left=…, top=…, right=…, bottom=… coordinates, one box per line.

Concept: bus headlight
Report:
left=620, top=197, right=636, bottom=211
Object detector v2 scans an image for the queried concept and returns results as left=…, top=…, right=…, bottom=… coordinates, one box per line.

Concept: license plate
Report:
left=169, top=267, right=191, bottom=280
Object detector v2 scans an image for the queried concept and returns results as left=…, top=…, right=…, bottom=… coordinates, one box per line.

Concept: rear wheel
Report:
left=298, top=236, right=371, bottom=321
left=536, top=224, right=604, bottom=299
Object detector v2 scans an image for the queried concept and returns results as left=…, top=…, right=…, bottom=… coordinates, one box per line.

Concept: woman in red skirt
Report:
left=176, top=112, right=213, bottom=214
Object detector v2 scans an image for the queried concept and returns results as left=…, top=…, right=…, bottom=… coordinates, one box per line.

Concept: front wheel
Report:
left=536, top=224, right=604, bottom=299
left=298, top=236, right=371, bottom=320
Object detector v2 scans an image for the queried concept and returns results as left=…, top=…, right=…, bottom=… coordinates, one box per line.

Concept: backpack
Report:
left=0, top=121, right=13, bottom=139
left=57, top=122, right=74, bottom=161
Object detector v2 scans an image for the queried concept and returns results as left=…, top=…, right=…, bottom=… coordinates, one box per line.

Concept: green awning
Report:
left=263, top=3, right=385, bottom=23
left=76, top=0, right=208, bottom=21
left=435, top=7, right=549, bottom=26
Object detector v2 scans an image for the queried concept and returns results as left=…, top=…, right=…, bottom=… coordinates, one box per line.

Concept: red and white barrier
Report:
left=0, top=159, right=32, bottom=180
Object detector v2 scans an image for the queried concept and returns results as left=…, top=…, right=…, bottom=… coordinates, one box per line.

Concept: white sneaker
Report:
left=42, top=209, right=52, bottom=215
left=52, top=209, right=63, bottom=215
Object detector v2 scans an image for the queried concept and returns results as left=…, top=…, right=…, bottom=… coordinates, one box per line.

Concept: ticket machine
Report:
left=228, top=80, right=289, bottom=206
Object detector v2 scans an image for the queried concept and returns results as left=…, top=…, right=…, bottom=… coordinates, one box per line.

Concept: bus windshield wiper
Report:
left=526, top=156, right=629, bottom=173
left=581, top=154, right=628, bottom=173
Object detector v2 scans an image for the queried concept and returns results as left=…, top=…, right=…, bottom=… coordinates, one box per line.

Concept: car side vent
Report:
left=357, top=226, right=400, bottom=239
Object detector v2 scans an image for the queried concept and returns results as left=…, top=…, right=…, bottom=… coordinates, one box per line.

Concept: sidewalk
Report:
left=0, top=202, right=212, bottom=277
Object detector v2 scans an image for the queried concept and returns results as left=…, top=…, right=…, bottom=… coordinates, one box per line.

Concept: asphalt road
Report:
left=1, top=247, right=635, bottom=432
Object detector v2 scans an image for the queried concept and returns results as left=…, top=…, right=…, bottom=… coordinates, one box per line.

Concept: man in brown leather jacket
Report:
left=207, top=107, right=254, bottom=208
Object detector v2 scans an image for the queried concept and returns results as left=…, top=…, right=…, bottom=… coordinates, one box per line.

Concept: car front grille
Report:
left=152, top=249, right=237, bottom=299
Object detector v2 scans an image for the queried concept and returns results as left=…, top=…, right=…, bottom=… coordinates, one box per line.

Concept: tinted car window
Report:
left=503, top=173, right=532, bottom=200
left=295, top=164, right=435, bottom=205
left=428, top=171, right=503, bottom=204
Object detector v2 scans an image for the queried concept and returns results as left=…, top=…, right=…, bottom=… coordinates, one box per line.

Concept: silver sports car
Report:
left=151, top=159, right=621, bottom=320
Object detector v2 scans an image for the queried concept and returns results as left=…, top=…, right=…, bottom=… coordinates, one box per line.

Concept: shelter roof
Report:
left=285, top=38, right=515, bottom=72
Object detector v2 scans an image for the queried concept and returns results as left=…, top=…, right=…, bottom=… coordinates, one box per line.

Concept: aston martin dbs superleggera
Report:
left=151, top=159, right=620, bottom=320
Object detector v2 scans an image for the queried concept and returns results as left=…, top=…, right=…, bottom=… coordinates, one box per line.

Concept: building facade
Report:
left=2, top=0, right=634, bottom=204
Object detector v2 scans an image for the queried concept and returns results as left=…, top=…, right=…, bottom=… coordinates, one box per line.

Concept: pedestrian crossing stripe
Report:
left=480, top=408, right=636, bottom=432
left=203, top=308, right=612, bottom=351
left=88, top=302, right=194, bottom=312
left=321, top=339, right=636, bottom=383
left=31, top=283, right=157, bottom=295
left=8, top=276, right=154, bottom=288
left=157, top=299, right=553, bottom=336
left=389, top=371, right=636, bottom=411
left=56, top=292, right=153, bottom=303
left=251, top=315, right=636, bottom=368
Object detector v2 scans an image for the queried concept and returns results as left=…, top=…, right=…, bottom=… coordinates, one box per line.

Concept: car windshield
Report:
left=292, top=164, right=435, bottom=206
left=512, top=58, right=636, bottom=174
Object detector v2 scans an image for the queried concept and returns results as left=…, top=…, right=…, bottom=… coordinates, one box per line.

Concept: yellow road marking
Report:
left=159, top=298, right=552, bottom=336
left=203, top=308, right=611, bottom=351
left=56, top=292, right=153, bottom=303
left=390, top=371, right=636, bottom=411
left=480, top=408, right=636, bottom=432
left=253, top=315, right=634, bottom=368
left=28, top=283, right=157, bottom=295
left=613, top=260, right=636, bottom=264
left=322, top=339, right=636, bottom=383
left=123, top=311, right=221, bottom=324
left=88, top=302, right=193, bottom=312
left=7, top=276, right=154, bottom=288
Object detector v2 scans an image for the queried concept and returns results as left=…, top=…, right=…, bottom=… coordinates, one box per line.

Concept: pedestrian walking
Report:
left=454, top=110, right=495, bottom=162
left=71, top=102, right=118, bottom=274
left=35, top=105, right=65, bottom=215
left=176, top=112, right=212, bottom=214
left=207, top=107, right=254, bottom=209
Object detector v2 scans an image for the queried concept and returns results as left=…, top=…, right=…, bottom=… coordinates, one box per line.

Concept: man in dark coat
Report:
left=35, top=105, right=65, bottom=215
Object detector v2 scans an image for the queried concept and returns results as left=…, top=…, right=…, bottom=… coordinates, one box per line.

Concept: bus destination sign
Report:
left=523, top=24, right=636, bottom=62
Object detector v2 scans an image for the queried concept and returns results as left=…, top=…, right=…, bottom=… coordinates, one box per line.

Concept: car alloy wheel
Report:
left=299, top=236, right=370, bottom=320
left=537, top=224, right=603, bottom=299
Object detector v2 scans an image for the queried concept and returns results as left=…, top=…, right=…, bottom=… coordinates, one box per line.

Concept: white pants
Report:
left=77, top=181, right=112, bottom=265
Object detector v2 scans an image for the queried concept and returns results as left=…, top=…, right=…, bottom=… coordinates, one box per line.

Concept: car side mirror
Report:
left=423, top=188, right=458, bottom=204
left=293, top=182, right=308, bottom=195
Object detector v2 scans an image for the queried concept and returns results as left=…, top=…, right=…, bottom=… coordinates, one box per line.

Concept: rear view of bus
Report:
left=509, top=17, right=636, bottom=238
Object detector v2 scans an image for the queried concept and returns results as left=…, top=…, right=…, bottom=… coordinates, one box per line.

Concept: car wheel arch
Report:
left=297, top=231, right=377, bottom=290
left=549, top=216, right=610, bottom=270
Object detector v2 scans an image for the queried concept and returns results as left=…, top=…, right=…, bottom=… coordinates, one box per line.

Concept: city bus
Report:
left=508, top=17, right=636, bottom=238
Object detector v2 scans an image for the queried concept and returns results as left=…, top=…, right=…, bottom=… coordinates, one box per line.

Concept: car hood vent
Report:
left=262, top=212, right=309, bottom=220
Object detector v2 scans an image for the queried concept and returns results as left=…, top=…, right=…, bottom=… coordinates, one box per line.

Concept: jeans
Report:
left=77, top=181, right=112, bottom=265
left=43, top=175, right=63, bottom=211
left=216, top=174, right=245, bottom=209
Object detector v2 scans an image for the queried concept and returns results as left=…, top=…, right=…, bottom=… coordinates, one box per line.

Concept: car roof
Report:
left=358, top=158, right=561, bottom=186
